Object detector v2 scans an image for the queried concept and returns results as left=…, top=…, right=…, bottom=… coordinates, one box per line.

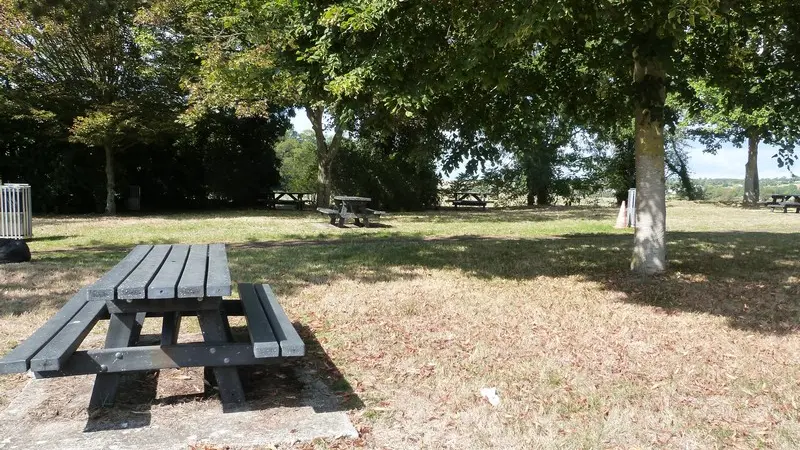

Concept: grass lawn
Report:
left=1, top=202, right=799, bottom=449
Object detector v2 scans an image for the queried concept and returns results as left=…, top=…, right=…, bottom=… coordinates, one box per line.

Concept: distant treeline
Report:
left=0, top=109, right=289, bottom=214
left=687, top=178, right=800, bottom=202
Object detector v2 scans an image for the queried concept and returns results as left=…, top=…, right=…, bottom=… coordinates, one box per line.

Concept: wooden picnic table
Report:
left=768, top=193, right=800, bottom=202
left=0, top=244, right=305, bottom=408
left=764, top=194, right=800, bottom=213
left=317, top=196, right=385, bottom=227
left=448, top=192, right=493, bottom=209
left=266, top=191, right=314, bottom=210
left=334, top=196, right=371, bottom=214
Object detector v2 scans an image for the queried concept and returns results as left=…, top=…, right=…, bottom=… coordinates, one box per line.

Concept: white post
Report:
left=627, top=188, right=637, bottom=228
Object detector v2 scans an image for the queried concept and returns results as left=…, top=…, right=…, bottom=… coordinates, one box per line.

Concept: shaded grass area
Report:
left=1, top=202, right=800, bottom=448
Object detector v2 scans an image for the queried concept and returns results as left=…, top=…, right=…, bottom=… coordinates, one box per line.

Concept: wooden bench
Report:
left=769, top=202, right=800, bottom=213
left=0, top=288, right=108, bottom=375
left=451, top=199, right=490, bottom=208
left=266, top=198, right=314, bottom=210
left=360, top=208, right=385, bottom=227
left=317, top=207, right=341, bottom=225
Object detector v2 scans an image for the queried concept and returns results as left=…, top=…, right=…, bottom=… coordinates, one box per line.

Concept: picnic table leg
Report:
left=197, top=305, right=245, bottom=405
left=363, top=217, right=370, bottom=228
left=338, top=216, right=345, bottom=227
left=88, top=312, right=143, bottom=408
left=161, top=312, right=182, bottom=345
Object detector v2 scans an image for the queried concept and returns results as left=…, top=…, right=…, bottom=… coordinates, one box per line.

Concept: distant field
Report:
left=2, top=201, right=799, bottom=449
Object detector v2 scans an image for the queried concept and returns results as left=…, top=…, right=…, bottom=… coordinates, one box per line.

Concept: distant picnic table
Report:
left=0, top=244, right=304, bottom=408
left=763, top=194, right=800, bottom=213
left=448, top=192, right=493, bottom=209
left=317, top=195, right=385, bottom=227
left=265, top=191, right=314, bottom=210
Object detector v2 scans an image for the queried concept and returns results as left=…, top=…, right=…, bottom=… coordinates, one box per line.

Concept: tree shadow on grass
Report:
left=4, top=231, right=798, bottom=334
left=406, top=206, right=617, bottom=223
left=26, top=235, right=76, bottom=243
left=34, top=206, right=617, bottom=225
left=230, top=231, right=800, bottom=335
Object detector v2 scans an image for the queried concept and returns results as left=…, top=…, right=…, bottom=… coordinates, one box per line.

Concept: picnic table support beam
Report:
left=161, top=312, right=181, bottom=346
left=197, top=305, right=245, bottom=405
left=88, top=312, right=142, bottom=408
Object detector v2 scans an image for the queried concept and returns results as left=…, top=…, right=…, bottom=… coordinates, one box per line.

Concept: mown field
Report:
left=1, top=202, right=799, bottom=449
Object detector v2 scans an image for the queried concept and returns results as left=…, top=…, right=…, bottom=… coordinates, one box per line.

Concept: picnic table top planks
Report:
left=333, top=195, right=371, bottom=202
left=87, top=243, right=232, bottom=301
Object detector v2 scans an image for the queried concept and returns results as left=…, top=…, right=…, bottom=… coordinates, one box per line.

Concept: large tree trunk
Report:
left=630, top=47, right=667, bottom=275
left=306, top=105, right=343, bottom=207
left=536, top=186, right=550, bottom=205
left=317, top=158, right=333, bottom=208
left=743, top=130, right=760, bottom=206
left=104, top=144, right=116, bottom=215
left=523, top=149, right=553, bottom=206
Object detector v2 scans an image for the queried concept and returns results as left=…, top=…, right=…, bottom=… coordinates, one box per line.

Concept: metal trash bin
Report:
left=0, top=183, right=33, bottom=239
left=127, top=185, right=141, bottom=211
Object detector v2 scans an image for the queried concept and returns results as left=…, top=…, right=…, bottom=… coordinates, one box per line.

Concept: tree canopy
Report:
left=1, top=0, right=799, bottom=275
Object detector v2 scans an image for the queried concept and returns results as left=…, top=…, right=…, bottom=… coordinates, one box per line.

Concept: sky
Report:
left=289, top=111, right=795, bottom=180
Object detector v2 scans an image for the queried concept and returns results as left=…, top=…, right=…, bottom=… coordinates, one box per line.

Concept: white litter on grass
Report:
left=480, top=387, right=501, bottom=406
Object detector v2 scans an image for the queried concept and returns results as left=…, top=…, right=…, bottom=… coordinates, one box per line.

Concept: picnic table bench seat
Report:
left=317, top=207, right=341, bottom=225
left=450, top=199, right=493, bottom=207
left=0, top=288, right=108, bottom=374
left=768, top=202, right=800, bottom=213
left=237, top=283, right=305, bottom=357
left=265, top=198, right=314, bottom=208
left=364, top=207, right=385, bottom=216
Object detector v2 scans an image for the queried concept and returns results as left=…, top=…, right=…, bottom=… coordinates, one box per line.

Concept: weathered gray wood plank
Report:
left=29, top=301, right=107, bottom=372
left=177, top=244, right=208, bottom=298
left=0, top=289, right=89, bottom=374
left=117, top=245, right=171, bottom=300
left=255, top=284, right=305, bottom=357
left=198, top=308, right=245, bottom=404
left=107, top=297, right=220, bottom=314
left=237, top=283, right=280, bottom=358
left=36, top=343, right=265, bottom=376
left=88, top=312, right=141, bottom=407
left=148, top=244, right=190, bottom=299
left=161, top=312, right=182, bottom=346
left=206, top=243, right=232, bottom=297
left=87, top=246, right=153, bottom=301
